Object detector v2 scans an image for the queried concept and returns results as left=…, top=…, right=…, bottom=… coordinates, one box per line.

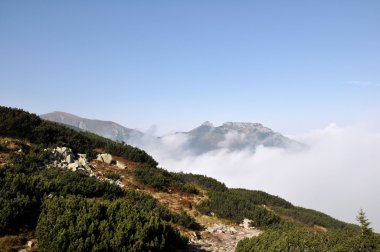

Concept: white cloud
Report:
left=142, top=124, right=380, bottom=232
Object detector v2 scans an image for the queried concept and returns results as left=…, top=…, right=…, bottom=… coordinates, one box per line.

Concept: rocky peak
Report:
left=201, top=121, right=214, bottom=127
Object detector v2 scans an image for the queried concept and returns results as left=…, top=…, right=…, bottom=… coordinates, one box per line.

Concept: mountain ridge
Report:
left=41, top=111, right=143, bottom=142
left=41, top=111, right=303, bottom=154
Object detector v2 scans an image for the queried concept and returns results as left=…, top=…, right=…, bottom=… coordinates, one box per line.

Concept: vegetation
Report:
left=134, top=166, right=199, bottom=194
left=173, top=172, right=227, bottom=192
left=236, top=211, right=380, bottom=252
left=0, top=141, right=189, bottom=250
left=273, top=205, right=357, bottom=230
left=172, top=211, right=202, bottom=231
left=196, top=188, right=290, bottom=227
left=0, top=106, right=157, bottom=166
left=104, top=171, right=121, bottom=181
left=37, top=195, right=186, bottom=252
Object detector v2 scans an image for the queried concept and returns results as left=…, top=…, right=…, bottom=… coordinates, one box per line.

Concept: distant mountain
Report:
left=169, top=121, right=303, bottom=154
left=40, top=111, right=143, bottom=142
left=41, top=112, right=303, bottom=154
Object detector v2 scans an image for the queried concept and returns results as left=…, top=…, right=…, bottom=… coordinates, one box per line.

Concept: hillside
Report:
left=1, top=106, right=379, bottom=252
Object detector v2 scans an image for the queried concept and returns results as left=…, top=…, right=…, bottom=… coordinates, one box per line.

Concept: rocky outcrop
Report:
left=97, top=153, right=113, bottom=164
left=188, top=219, right=261, bottom=252
left=46, top=147, right=94, bottom=171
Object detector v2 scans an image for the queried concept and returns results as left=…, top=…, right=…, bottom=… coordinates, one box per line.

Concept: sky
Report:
left=1, top=1, right=380, bottom=134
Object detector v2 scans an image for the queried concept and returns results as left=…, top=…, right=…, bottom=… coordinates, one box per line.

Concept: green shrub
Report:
left=37, top=196, right=187, bottom=252
left=236, top=225, right=380, bottom=252
left=272, top=206, right=356, bottom=230
left=134, top=166, right=199, bottom=194
left=173, top=172, right=227, bottom=192
left=197, top=188, right=289, bottom=225
left=172, top=211, right=203, bottom=230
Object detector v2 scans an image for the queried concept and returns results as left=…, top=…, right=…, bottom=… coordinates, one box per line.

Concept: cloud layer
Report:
left=139, top=124, right=380, bottom=232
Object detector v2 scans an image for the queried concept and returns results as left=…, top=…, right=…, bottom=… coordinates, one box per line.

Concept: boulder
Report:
left=77, top=154, right=87, bottom=166
left=65, top=154, right=75, bottom=163
left=68, top=163, right=79, bottom=171
left=51, top=147, right=74, bottom=163
left=116, top=161, right=127, bottom=169
left=97, top=153, right=113, bottom=164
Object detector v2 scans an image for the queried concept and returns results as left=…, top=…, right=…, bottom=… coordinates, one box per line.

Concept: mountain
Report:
left=41, top=112, right=303, bottom=155
left=170, top=121, right=303, bottom=154
left=40, top=111, right=143, bottom=142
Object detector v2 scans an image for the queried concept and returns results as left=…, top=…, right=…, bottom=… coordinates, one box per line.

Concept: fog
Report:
left=139, top=124, right=380, bottom=231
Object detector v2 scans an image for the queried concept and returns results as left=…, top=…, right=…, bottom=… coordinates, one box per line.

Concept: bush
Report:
left=173, top=172, right=227, bottom=192
left=235, top=225, right=380, bottom=252
left=272, top=206, right=356, bottom=230
left=197, top=188, right=289, bottom=225
left=36, top=196, right=187, bottom=252
left=134, top=166, right=199, bottom=194
left=134, top=166, right=169, bottom=191
left=172, top=211, right=203, bottom=231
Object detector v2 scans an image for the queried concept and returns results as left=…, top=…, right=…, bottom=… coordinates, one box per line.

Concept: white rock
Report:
left=77, top=153, right=87, bottom=166
left=97, top=153, right=113, bottom=164
left=68, top=163, right=78, bottom=171
left=240, top=218, right=252, bottom=229
left=116, top=161, right=127, bottom=169
left=65, top=154, right=75, bottom=163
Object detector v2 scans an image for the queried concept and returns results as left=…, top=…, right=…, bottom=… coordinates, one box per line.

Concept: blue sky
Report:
left=1, top=1, right=379, bottom=134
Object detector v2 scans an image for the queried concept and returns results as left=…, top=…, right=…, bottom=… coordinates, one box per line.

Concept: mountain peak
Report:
left=201, top=121, right=214, bottom=127
left=222, top=122, right=263, bottom=128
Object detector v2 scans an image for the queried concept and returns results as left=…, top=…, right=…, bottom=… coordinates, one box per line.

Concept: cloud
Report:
left=141, top=124, right=380, bottom=232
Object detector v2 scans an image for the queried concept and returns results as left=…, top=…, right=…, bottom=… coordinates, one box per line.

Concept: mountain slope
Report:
left=40, top=111, right=143, bottom=142
left=1, top=106, right=378, bottom=252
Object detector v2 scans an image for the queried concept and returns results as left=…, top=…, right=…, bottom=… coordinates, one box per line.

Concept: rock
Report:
left=68, top=163, right=78, bottom=171
left=65, top=153, right=75, bottom=163
left=51, top=147, right=74, bottom=162
left=97, top=153, right=113, bottom=164
left=83, top=164, right=93, bottom=171
left=116, top=160, right=127, bottom=169
left=77, top=154, right=87, bottom=166
left=240, top=218, right=252, bottom=229
left=27, top=240, right=36, bottom=248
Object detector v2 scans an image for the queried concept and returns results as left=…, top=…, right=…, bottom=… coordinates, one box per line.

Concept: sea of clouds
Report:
left=136, top=124, right=380, bottom=232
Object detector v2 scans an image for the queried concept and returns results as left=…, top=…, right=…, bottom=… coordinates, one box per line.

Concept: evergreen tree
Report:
left=357, top=208, right=373, bottom=236
left=356, top=208, right=378, bottom=251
